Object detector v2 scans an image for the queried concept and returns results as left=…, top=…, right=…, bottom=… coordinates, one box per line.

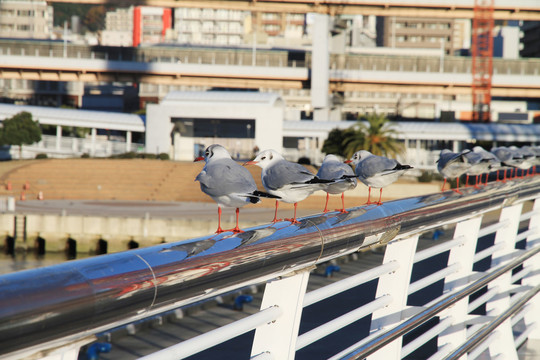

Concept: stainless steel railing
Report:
left=1, top=175, right=540, bottom=358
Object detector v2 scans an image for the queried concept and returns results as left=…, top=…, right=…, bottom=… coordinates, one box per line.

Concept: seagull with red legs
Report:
left=244, top=149, right=335, bottom=224
left=347, top=150, right=412, bottom=205
left=462, top=149, right=489, bottom=188
left=194, top=144, right=279, bottom=234
left=491, top=146, right=530, bottom=181
left=437, top=149, right=471, bottom=193
left=471, top=146, right=500, bottom=185
left=316, top=154, right=357, bottom=213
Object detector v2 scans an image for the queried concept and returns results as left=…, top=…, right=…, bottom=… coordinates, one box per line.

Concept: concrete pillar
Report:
left=311, top=13, right=330, bottom=121
left=91, top=128, right=97, bottom=156
left=56, top=125, right=62, bottom=151
left=126, top=131, right=132, bottom=152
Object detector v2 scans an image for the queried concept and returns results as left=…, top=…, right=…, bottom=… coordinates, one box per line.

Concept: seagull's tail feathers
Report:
left=305, top=177, right=336, bottom=185
left=247, top=190, right=281, bottom=204
left=394, top=164, right=413, bottom=171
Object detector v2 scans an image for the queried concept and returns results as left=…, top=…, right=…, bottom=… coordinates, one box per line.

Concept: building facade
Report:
left=0, top=0, right=53, bottom=39
left=376, top=17, right=457, bottom=55
left=174, top=7, right=248, bottom=46
left=520, top=21, right=540, bottom=58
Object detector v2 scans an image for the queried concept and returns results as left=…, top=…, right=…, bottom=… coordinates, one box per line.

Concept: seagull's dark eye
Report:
left=261, top=156, right=266, bottom=160
left=205, top=151, right=210, bottom=157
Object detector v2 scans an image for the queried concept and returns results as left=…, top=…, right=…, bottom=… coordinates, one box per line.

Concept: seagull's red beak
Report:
left=194, top=156, right=204, bottom=162
left=344, top=159, right=352, bottom=164
left=243, top=160, right=257, bottom=166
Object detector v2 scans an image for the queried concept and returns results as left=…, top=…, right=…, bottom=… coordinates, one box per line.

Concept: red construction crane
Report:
left=471, top=0, right=494, bottom=122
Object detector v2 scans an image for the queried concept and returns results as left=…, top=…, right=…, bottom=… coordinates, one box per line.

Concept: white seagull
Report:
left=437, top=149, right=472, bottom=192
left=316, top=154, right=357, bottom=213
left=347, top=150, right=412, bottom=205
left=471, top=146, right=500, bottom=185
left=195, top=144, right=278, bottom=234
left=244, top=149, right=334, bottom=223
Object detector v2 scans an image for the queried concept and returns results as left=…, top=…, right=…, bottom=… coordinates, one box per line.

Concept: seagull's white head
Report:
left=194, top=144, right=231, bottom=163
left=243, top=149, right=283, bottom=169
left=322, top=154, right=341, bottom=164
left=347, top=150, right=372, bottom=165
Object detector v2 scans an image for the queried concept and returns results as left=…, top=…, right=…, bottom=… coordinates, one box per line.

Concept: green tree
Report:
left=84, top=6, right=106, bottom=32
left=355, top=113, right=403, bottom=157
left=321, top=127, right=358, bottom=157
left=322, top=113, right=404, bottom=159
left=0, top=112, right=42, bottom=158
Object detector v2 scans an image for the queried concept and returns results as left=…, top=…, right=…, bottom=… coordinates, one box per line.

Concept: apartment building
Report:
left=101, top=6, right=172, bottom=47
left=376, top=17, right=457, bottom=55
left=174, top=7, right=247, bottom=45
left=0, top=0, right=53, bottom=39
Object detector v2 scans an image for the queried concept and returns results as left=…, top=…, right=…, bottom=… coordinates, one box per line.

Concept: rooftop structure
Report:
left=146, top=91, right=285, bottom=161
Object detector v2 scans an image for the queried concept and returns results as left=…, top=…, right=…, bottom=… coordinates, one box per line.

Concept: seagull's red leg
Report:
left=465, top=174, right=470, bottom=187
left=215, top=207, right=225, bottom=234
left=453, top=177, right=462, bottom=194
left=336, top=193, right=348, bottom=213
left=285, top=203, right=300, bottom=224
left=365, top=187, right=373, bottom=204
left=441, top=178, right=448, bottom=191
left=271, top=200, right=282, bottom=223
left=376, top=188, right=383, bottom=205
left=323, top=193, right=330, bottom=213
left=231, top=208, right=244, bottom=233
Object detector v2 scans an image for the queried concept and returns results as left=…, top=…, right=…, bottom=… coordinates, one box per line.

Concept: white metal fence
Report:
left=2, top=134, right=145, bottom=159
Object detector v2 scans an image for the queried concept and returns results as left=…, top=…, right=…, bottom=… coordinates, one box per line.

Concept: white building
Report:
left=174, top=7, right=248, bottom=46
left=146, top=91, right=285, bottom=161
left=0, top=0, right=53, bottom=39
left=102, top=7, right=133, bottom=46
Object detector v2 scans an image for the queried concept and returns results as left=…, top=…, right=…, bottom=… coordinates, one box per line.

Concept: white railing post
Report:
left=367, top=235, right=419, bottom=360
left=523, top=197, right=540, bottom=339
left=251, top=269, right=311, bottom=360
left=486, top=203, right=523, bottom=360
left=437, top=216, right=483, bottom=353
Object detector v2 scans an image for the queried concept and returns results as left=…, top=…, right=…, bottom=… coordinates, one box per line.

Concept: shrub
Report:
left=418, top=170, right=433, bottom=183
left=35, top=153, right=48, bottom=159
left=158, top=153, right=170, bottom=160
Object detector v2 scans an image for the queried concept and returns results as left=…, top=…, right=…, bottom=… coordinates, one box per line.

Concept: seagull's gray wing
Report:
left=357, top=155, right=399, bottom=178
left=264, top=160, right=315, bottom=190
left=463, top=151, right=484, bottom=165
left=437, top=152, right=463, bottom=170
left=317, top=160, right=355, bottom=180
left=196, top=159, right=256, bottom=197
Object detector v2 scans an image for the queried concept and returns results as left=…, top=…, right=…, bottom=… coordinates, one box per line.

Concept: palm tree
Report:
left=321, top=127, right=359, bottom=158
left=343, top=113, right=403, bottom=158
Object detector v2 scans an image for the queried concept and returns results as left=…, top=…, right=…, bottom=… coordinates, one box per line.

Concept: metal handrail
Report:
left=0, top=177, right=539, bottom=357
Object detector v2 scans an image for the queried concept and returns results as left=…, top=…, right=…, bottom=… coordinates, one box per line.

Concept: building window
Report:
left=172, top=118, right=256, bottom=139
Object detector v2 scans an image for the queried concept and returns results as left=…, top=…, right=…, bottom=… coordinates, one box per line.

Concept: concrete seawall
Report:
left=1, top=212, right=262, bottom=254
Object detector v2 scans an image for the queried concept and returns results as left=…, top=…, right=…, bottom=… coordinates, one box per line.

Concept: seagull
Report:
left=491, top=146, right=530, bottom=180
left=462, top=148, right=489, bottom=187
left=316, top=154, right=357, bottom=213
left=244, top=149, right=335, bottom=224
left=194, top=144, right=279, bottom=234
left=346, top=150, right=412, bottom=205
left=437, top=149, right=471, bottom=192
left=471, top=146, right=500, bottom=185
